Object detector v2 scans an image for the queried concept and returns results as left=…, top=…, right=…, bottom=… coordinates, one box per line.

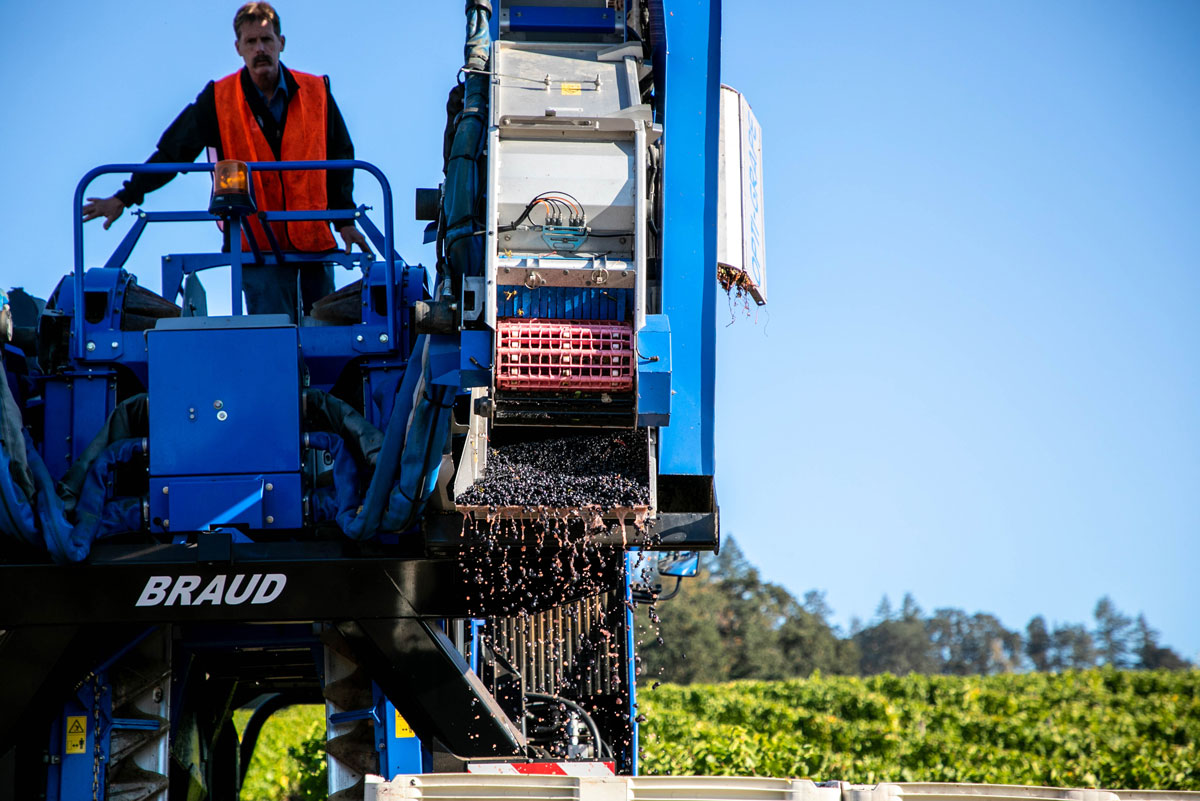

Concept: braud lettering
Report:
left=135, top=574, right=287, bottom=607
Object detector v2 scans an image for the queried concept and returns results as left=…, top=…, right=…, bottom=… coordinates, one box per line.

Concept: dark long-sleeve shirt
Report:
left=114, top=64, right=355, bottom=212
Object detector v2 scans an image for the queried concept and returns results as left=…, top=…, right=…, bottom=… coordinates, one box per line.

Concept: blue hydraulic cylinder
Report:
left=654, top=0, right=722, bottom=478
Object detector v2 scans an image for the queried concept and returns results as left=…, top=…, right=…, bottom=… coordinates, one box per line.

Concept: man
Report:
left=81, top=2, right=369, bottom=320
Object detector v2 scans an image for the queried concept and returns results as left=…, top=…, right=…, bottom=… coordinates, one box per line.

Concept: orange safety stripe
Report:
left=214, top=69, right=337, bottom=253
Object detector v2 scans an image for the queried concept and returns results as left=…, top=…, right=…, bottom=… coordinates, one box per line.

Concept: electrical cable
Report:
left=533, top=190, right=584, bottom=214
left=503, top=191, right=588, bottom=232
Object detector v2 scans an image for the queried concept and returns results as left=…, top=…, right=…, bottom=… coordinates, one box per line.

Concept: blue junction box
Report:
left=147, top=317, right=302, bottom=530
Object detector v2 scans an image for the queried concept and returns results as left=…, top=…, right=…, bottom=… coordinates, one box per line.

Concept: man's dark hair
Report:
left=234, top=2, right=282, bottom=38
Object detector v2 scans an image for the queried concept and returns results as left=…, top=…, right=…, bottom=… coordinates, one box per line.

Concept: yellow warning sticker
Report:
left=560, top=82, right=582, bottom=96
left=394, top=709, right=416, bottom=739
left=65, top=716, right=86, bottom=754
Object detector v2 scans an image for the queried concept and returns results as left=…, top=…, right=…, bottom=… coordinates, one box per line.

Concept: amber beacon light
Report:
left=209, top=160, right=256, bottom=217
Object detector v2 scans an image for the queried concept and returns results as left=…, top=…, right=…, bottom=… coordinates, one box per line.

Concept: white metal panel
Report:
left=377, top=774, right=583, bottom=801
left=373, top=777, right=1200, bottom=801
left=717, top=87, right=741, bottom=278
left=496, top=43, right=636, bottom=119
left=631, top=776, right=836, bottom=801
left=495, top=138, right=637, bottom=260
left=716, top=85, right=767, bottom=305
left=496, top=139, right=635, bottom=228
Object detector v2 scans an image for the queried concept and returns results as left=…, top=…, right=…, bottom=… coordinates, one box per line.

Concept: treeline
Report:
left=637, top=538, right=1191, bottom=685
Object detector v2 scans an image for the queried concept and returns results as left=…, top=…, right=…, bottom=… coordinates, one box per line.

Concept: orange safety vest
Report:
left=214, top=69, right=338, bottom=253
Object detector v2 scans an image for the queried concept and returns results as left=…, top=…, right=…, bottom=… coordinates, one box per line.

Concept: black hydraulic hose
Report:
left=343, top=337, right=428, bottom=539
left=444, top=2, right=491, bottom=295
left=525, top=692, right=608, bottom=759
left=302, top=389, right=384, bottom=485
left=238, top=692, right=314, bottom=786
left=58, top=394, right=148, bottom=511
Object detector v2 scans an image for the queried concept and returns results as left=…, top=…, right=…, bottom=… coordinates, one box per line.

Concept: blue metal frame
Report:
left=505, top=6, right=624, bottom=36
left=654, top=0, right=721, bottom=478
left=625, top=550, right=639, bottom=775
left=375, top=688, right=430, bottom=776
left=45, top=628, right=160, bottom=801
left=72, top=160, right=399, bottom=359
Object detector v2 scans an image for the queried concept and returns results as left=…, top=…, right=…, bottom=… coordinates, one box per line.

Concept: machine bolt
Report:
left=162, top=486, right=169, bottom=495
left=356, top=335, right=364, bottom=342
left=265, top=515, right=275, bottom=524
left=153, top=687, right=163, bottom=703
left=213, top=400, right=223, bottom=409
left=110, top=341, right=119, bottom=349
left=379, top=333, right=389, bottom=343
left=265, top=483, right=274, bottom=492
left=216, top=410, right=228, bottom=421
left=86, top=342, right=96, bottom=352
left=162, top=520, right=170, bottom=529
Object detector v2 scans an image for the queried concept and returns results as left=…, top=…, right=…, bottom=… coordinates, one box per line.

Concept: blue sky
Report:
left=1, top=2, right=1196, bottom=660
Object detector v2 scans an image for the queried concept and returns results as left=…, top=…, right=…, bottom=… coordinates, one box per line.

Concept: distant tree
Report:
left=967, top=612, right=1021, bottom=673
left=706, top=538, right=754, bottom=582
left=719, top=569, right=789, bottom=680
left=855, top=618, right=938, bottom=675
left=875, top=594, right=895, bottom=622
left=1049, top=623, right=1096, bottom=670
left=802, top=590, right=834, bottom=624
left=927, top=608, right=971, bottom=674
left=900, top=593, right=923, bottom=622
left=790, top=589, right=860, bottom=674
left=1094, top=596, right=1134, bottom=668
left=928, top=609, right=1021, bottom=674
left=1133, top=614, right=1191, bottom=671
left=778, top=595, right=861, bottom=676
left=638, top=577, right=730, bottom=684
left=644, top=537, right=858, bottom=683
left=1026, top=615, right=1052, bottom=672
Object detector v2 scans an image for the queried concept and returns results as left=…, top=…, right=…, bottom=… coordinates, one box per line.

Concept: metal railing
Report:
left=71, top=159, right=397, bottom=358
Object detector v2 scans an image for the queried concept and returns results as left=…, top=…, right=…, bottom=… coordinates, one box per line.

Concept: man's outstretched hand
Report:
left=82, top=196, right=127, bottom=229
left=337, top=224, right=370, bottom=254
